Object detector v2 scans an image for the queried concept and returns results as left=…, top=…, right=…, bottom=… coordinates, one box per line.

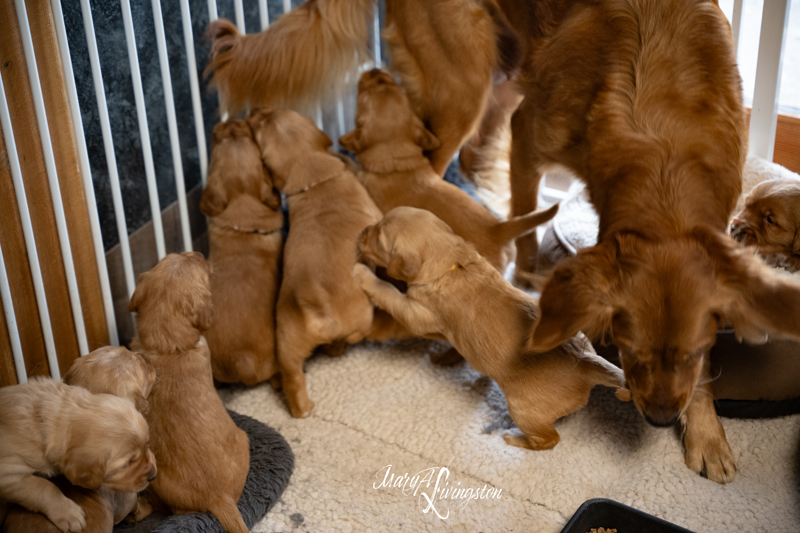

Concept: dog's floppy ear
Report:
left=528, top=242, right=617, bottom=353
left=339, top=128, right=364, bottom=153
left=128, top=274, right=149, bottom=313
left=200, top=175, right=228, bottom=216
left=187, top=284, right=213, bottom=332
left=63, top=448, right=106, bottom=490
left=412, top=116, right=440, bottom=151
left=387, top=252, right=421, bottom=282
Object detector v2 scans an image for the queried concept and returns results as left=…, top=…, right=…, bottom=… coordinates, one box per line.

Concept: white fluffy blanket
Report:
left=220, top=338, right=800, bottom=532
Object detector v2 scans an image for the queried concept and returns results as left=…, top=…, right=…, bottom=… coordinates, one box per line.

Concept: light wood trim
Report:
left=772, top=112, right=800, bottom=174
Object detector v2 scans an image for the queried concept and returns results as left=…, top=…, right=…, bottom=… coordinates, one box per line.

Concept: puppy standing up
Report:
left=341, top=69, right=558, bottom=273
left=3, top=347, right=158, bottom=533
left=730, top=178, right=800, bottom=272
left=0, top=377, right=157, bottom=533
left=505, top=0, right=800, bottom=482
left=200, top=120, right=284, bottom=385
left=128, top=253, right=250, bottom=533
left=353, top=207, right=628, bottom=449
left=247, top=108, right=385, bottom=418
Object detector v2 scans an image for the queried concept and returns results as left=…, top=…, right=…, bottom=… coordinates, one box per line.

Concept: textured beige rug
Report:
left=219, top=337, right=800, bottom=532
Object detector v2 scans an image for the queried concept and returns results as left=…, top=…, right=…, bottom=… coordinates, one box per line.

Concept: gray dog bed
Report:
left=114, top=410, right=294, bottom=533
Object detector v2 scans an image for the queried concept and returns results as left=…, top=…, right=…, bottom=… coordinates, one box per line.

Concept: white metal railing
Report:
left=0, top=0, right=793, bottom=384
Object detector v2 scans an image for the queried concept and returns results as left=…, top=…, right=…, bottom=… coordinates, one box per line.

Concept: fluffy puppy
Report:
left=383, top=0, right=520, bottom=176
left=730, top=178, right=800, bottom=272
left=247, top=108, right=384, bottom=418
left=506, top=0, right=800, bottom=483
left=63, top=345, right=156, bottom=413
left=353, top=207, right=627, bottom=449
left=128, top=253, right=250, bottom=533
left=341, top=69, right=558, bottom=273
left=205, top=0, right=373, bottom=115
left=200, top=120, right=284, bottom=385
left=0, top=377, right=156, bottom=533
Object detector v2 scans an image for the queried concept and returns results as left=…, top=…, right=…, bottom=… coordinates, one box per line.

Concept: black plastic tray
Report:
left=560, top=498, right=695, bottom=533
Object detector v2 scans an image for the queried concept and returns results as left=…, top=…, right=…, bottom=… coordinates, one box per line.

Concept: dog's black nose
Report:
left=729, top=224, right=737, bottom=233
left=644, top=413, right=679, bottom=428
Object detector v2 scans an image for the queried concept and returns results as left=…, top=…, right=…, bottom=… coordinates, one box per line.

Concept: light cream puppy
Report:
left=353, top=207, right=628, bottom=450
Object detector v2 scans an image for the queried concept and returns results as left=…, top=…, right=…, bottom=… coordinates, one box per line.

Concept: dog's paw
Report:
left=615, top=388, right=631, bottom=402
left=289, top=399, right=315, bottom=419
left=684, top=426, right=736, bottom=484
left=47, top=497, right=86, bottom=532
left=352, top=263, right=376, bottom=288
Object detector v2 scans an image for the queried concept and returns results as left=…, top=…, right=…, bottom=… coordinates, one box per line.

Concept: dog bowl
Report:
left=560, top=498, right=695, bottom=533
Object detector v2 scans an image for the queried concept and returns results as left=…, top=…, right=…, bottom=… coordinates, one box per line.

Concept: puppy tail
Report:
left=481, top=0, right=522, bottom=76
left=204, top=0, right=374, bottom=115
left=494, top=203, right=559, bottom=242
left=209, top=497, right=249, bottom=533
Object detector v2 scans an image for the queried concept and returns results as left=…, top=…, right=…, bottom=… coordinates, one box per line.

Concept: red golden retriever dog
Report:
left=505, top=0, right=800, bottom=483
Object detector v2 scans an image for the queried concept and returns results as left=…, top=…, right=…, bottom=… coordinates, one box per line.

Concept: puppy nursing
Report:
left=342, top=69, right=558, bottom=273
left=354, top=207, right=627, bottom=449
left=201, top=120, right=284, bottom=385
left=129, top=252, right=250, bottom=533
left=731, top=178, right=800, bottom=272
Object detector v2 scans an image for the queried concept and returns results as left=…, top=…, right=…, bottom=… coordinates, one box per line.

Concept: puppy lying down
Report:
left=353, top=207, right=628, bottom=450
left=731, top=177, right=800, bottom=272
left=342, top=69, right=558, bottom=274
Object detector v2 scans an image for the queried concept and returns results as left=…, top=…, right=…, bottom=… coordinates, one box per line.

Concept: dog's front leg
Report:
left=682, top=359, right=736, bottom=484
left=352, top=264, right=443, bottom=335
left=0, top=473, right=86, bottom=532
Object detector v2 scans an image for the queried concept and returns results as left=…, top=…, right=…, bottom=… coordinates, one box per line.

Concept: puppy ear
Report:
left=63, top=449, right=106, bottom=490
left=413, top=117, right=440, bottom=151
left=528, top=242, right=617, bottom=353
left=128, top=275, right=148, bottom=313
left=387, top=252, right=421, bottom=282
left=189, top=286, right=214, bottom=332
left=200, top=176, right=228, bottom=216
left=339, top=128, right=363, bottom=153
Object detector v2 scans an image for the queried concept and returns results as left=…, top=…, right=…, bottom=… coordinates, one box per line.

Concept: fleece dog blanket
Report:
left=219, top=338, right=800, bottom=532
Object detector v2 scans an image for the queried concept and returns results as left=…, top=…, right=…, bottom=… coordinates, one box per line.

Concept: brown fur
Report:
left=247, top=108, right=386, bottom=418
left=383, top=0, right=520, bottom=176
left=730, top=177, right=800, bottom=272
left=341, top=69, right=557, bottom=273
left=204, top=0, right=373, bottom=115
left=506, top=0, right=800, bottom=483
left=0, top=378, right=156, bottom=533
left=128, top=253, right=250, bottom=533
left=200, top=120, right=284, bottom=385
left=353, top=207, right=628, bottom=449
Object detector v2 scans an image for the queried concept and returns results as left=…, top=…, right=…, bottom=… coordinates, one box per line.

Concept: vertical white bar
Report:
left=0, top=241, right=28, bottom=384
left=120, top=0, right=167, bottom=259
left=259, top=0, right=269, bottom=30
left=373, top=6, right=381, bottom=67
left=336, top=100, right=346, bottom=139
left=283, top=0, right=291, bottom=14
left=749, top=0, right=792, bottom=161
left=80, top=0, right=137, bottom=300
left=0, top=72, right=61, bottom=380
left=731, top=0, right=744, bottom=58
left=315, top=103, right=323, bottom=129
left=180, top=0, right=209, bottom=187
left=51, top=0, right=119, bottom=346
left=152, top=0, right=193, bottom=252
left=234, top=0, right=245, bottom=33
left=14, top=0, right=89, bottom=356
left=208, top=0, right=217, bottom=21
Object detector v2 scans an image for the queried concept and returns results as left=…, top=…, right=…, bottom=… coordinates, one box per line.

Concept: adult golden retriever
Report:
left=504, top=0, right=800, bottom=483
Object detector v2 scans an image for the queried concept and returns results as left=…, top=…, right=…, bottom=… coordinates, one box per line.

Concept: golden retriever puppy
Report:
left=205, top=0, right=373, bottom=115
left=3, top=478, right=141, bottom=533
left=341, top=69, right=558, bottom=273
left=63, top=345, right=156, bottom=414
left=0, top=377, right=156, bottom=533
left=383, top=0, right=520, bottom=176
left=247, top=108, right=384, bottom=418
left=505, top=0, right=800, bottom=483
left=730, top=178, right=800, bottom=272
left=200, top=120, right=284, bottom=385
left=128, top=252, right=250, bottom=533
left=353, top=207, right=628, bottom=449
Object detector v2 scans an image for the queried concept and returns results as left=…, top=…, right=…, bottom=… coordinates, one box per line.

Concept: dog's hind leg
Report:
left=509, top=99, right=545, bottom=288
left=276, top=319, right=318, bottom=418
left=208, top=496, right=248, bottom=533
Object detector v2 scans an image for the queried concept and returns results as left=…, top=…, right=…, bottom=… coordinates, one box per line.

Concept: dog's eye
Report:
left=766, top=215, right=777, bottom=226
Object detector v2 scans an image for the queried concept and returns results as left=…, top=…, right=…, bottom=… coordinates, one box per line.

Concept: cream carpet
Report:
left=219, top=337, right=800, bottom=532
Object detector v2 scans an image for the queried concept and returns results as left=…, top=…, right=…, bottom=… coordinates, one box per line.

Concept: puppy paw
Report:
left=502, top=427, right=559, bottom=450
left=615, top=388, right=631, bottom=402
left=48, top=497, right=86, bottom=532
left=352, top=263, right=377, bottom=288
left=684, top=426, right=736, bottom=484
left=289, top=399, right=315, bottom=419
